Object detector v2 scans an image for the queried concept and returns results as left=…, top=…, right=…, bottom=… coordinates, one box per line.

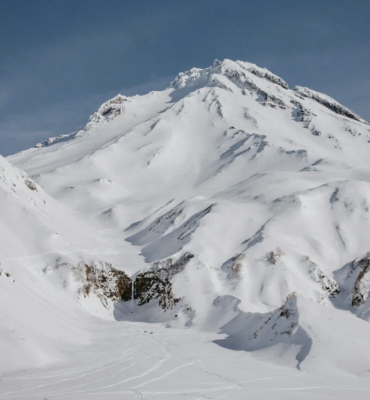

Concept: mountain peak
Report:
left=33, top=59, right=367, bottom=149
left=170, top=58, right=289, bottom=91
left=5, top=57, right=370, bottom=388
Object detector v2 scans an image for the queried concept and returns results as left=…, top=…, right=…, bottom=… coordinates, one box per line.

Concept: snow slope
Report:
left=0, top=155, right=98, bottom=258
left=3, top=58, right=370, bottom=398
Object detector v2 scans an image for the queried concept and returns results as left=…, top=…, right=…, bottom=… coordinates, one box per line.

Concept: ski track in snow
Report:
left=1, top=325, right=369, bottom=400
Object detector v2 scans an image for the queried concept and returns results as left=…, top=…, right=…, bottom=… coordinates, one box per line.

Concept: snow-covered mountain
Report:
left=3, top=59, right=370, bottom=398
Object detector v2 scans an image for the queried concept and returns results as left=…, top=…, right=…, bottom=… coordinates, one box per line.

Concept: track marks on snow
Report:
left=0, top=327, right=344, bottom=400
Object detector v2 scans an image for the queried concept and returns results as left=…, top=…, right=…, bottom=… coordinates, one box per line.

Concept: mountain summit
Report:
left=3, top=59, right=370, bottom=397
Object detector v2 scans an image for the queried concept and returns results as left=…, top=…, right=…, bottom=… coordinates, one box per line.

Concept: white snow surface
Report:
left=3, top=59, right=370, bottom=398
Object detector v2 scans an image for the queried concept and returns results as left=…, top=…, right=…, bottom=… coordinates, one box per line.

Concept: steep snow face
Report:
left=4, top=58, right=370, bottom=384
left=0, top=155, right=99, bottom=259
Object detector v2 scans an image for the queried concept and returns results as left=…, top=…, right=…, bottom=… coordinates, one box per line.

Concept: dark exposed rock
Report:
left=74, top=262, right=132, bottom=304
left=347, top=254, right=370, bottom=307
left=302, top=257, right=339, bottom=298
left=258, top=91, right=287, bottom=109
left=132, top=253, right=194, bottom=310
left=291, top=100, right=322, bottom=136
left=249, top=67, right=289, bottom=89
left=291, top=100, right=316, bottom=127
left=218, top=62, right=288, bottom=109
left=210, top=75, right=234, bottom=92
left=25, top=179, right=37, bottom=191
left=35, top=132, right=77, bottom=148
left=234, top=60, right=289, bottom=89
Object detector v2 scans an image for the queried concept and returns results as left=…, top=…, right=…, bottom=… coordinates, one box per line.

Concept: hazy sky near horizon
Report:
left=1, top=0, right=370, bottom=156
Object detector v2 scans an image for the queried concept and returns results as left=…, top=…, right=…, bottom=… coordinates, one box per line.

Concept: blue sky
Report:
left=1, top=0, right=370, bottom=156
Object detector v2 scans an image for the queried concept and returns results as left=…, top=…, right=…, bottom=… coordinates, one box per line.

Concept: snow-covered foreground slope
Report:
left=3, top=320, right=370, bottom=400
left=3, top=59, right=370, bottom=398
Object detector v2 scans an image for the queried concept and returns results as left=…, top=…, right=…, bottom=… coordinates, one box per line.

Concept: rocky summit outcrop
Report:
left=35, top=94, right=127, bottom=148
left=85, top=94, right=127, bottom=128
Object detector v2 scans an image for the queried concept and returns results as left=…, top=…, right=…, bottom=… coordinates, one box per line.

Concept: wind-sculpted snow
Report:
left=3, top=58, right=370, bottom=397
left=129, top=203, right=215, bottom=262
left=215, top=294, right=313, bottom=370
left=126, top=201, right=186, bottom=246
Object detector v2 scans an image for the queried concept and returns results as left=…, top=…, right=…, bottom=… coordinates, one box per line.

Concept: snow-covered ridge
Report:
left=236, top=60, right=289, bottom=89
left=295, top=85, right=367, bottom=123
left=34, top=59, right=366, bottom=149
left=171, top=58, right=289, bottom=90
left=35, top=131, right=77, bottom=148
left=35, top=94, right=128, bottom=148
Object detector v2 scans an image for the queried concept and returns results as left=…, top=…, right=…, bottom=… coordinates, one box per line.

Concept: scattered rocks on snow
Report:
left=25, top=179, right=37, bottom=191
left=265, top=247, right=284, bottom=265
